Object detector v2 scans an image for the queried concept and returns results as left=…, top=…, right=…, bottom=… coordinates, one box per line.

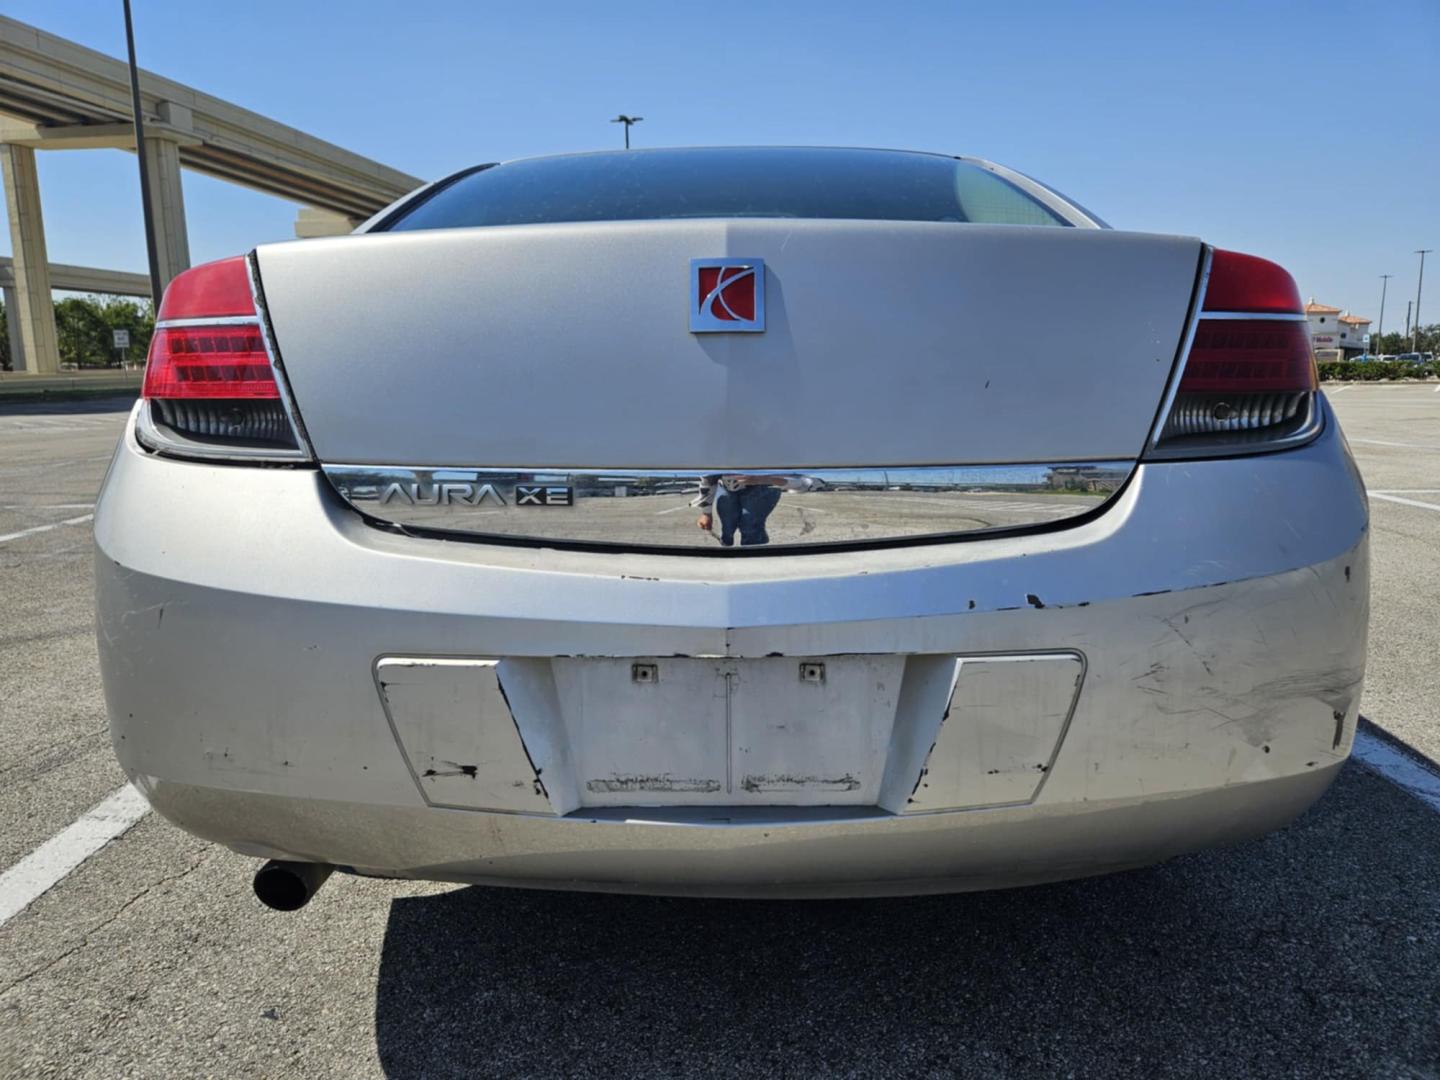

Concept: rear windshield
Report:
left=382, top=147, right=1071, bottom=232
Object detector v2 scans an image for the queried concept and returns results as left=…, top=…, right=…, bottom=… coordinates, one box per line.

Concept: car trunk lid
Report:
left=255, top=219, right=1202, bottom=470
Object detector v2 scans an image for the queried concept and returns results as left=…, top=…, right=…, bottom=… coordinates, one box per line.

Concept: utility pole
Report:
left=1404, top=300, right=1412, bottom=339
left=1375, top=274, right=1391, bottom=357
left=1414, top=249, right=1432, bottom=354
left=123, top=0, right=163, bottom=308
left=610, top=115, right=644, bottom=149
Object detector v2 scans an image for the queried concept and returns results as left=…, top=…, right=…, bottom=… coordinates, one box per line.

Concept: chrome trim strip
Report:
left=245, top=252, right=317, bottom=461
left=322, top=462, right=1133, bottom=552
left=1198, top=311, right=1308, bottom=322
left=1145, top=245, right=1214, bottom=456
left=153, top=315, right=260, bottom=329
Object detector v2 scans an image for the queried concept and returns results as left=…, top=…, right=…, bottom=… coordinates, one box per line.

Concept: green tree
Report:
left=53, top=293, right=154, bottom=368
left=1371, top=326, right=1438, bottom=356
left=0, top=298, right=10, bottom=371
left=96, top=296, right=154, bottom=367
left=54, top=297, right=110, bottom=367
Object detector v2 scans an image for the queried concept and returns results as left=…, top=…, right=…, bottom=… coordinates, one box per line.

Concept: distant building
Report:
left=1305, top=299, right=1370, bottom=359
left=1046, top=466, right=1113, bottom=493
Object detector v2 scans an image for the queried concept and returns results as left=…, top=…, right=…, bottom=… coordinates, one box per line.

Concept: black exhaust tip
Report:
left=253, top=860, right=334, bottom=911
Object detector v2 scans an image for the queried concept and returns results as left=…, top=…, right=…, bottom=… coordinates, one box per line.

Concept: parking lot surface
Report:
left=1, top=386, right=1438, bottom=1078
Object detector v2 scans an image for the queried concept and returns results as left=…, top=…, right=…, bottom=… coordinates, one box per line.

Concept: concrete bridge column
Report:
left=295, top=207, right=359, bottom=238
left=1, top=142, right=60, bottom=374
left=3, top=285, right=24, bottom=371
left=141, top=129, right=190, bottom=291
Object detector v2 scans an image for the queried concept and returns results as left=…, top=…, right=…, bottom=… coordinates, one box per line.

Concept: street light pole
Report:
left=1376, top=274, right=1391, bottom=356
left=122, top=0, right=163, bottom=309
left=1414, top=249, right=1432, bottom=354
left=610, top=115, right=644, bottom=149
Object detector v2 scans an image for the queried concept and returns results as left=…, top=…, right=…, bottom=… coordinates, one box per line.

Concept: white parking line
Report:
left=0, top=784, right=149, bottom=929
left=1368, top=492, right=1440, bottom=513
left=1321, top=382, right=1437, bottom=392
left=1353, top=731, right=1440, bottom=815
left=1328, top=384, right=1353, bottom=394
left=0, top=513, right=94, bottom=545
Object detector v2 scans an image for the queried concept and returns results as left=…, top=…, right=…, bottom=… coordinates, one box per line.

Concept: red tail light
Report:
left=143, top=324, right=278, bottom=399
left=1179, top=320, right=1316, bottom=394
left=1201, top=249, right=1304, bottom=315
left=137, top=256, right=307, bottom=460
left=1150, top=248, right=1319, bottom=455
left=143, top=258, right=278, bottom=401
left=154, top=255, right=256, bottom=321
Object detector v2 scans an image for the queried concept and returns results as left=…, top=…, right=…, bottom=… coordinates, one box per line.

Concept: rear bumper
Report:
left=141, top=766, right=1340, bottom=898
left=95, top=401, right=1369, bottom=896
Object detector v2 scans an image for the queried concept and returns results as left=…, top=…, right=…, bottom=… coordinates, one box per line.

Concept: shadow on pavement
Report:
left=0, top=393, right=137, bottom=416
left=374, top=764, right=1440, bottom=1079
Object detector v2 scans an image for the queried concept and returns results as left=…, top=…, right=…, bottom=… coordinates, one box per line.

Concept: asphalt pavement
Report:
left=1, top=387, right=1437, bottom=1079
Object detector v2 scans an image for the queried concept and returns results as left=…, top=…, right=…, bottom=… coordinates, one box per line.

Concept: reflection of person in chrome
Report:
left=694, top=475, right=814, bottom=547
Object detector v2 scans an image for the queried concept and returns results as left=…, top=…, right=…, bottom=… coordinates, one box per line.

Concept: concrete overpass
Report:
left=0, top=15, right=423, bottom=374
left=1, top=255, right=149, bottom=371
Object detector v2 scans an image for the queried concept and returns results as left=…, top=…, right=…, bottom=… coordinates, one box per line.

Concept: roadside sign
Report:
left=112, top=329, right=131, bottom=350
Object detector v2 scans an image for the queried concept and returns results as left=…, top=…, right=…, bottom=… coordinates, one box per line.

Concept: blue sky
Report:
left=4, top=0, right=1437, bottom=327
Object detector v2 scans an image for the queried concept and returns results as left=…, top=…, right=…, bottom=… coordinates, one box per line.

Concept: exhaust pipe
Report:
left=253, top=860, right=334, bottom=911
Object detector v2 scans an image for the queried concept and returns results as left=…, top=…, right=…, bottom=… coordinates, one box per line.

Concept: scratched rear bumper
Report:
left=136, top=764, right=1341, bottom=898
left=95, top=400, right=1370, bottom=896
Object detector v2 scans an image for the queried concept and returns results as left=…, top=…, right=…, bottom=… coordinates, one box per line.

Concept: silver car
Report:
left=95, top=147, right=1369, bottom=907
